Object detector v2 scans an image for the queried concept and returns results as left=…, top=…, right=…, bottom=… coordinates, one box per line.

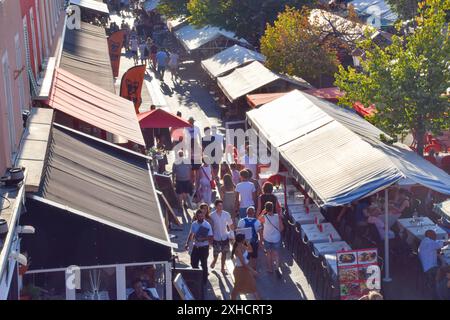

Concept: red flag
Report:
left=120, top=65, right=146, bottom=114
left=108, top=30, right=125, bottom=78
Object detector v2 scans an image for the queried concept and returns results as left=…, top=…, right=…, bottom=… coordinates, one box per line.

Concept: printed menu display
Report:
left=336, top=248, right=379, bottom=300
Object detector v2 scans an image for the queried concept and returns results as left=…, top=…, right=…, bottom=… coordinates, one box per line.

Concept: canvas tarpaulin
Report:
left=60, top=22, right=115, bottom=93
left=201, top=44, right=266, bottom=78
left=38, top=125, right=174, bottom=248
left=174, top=24, right=249, bottom=52
left=217, top=61, right=311, bottom=102
left=47, top=68, right=145, bottom=145
left=350, top=0, right=398, bottom=27
left=247, top=90, right=450, bottom=207
left=69, top=0, right=110, bottom=14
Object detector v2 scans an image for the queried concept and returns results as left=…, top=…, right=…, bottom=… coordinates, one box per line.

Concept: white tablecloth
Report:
left=301, top=223, right=342, bottom=243
left=324, top=254, right=338, bottom=278
left=290, top=211, right=325, bottom=225
left=397, top=217, right=435, bottom=230
left=405, top=225, right=448, bottom=241
left=313, top=241, right=351, bottom=256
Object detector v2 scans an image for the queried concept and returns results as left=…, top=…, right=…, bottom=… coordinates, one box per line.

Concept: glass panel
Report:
left=125, top=264, right=166, bottom=300
left=75, top=267, right=117, bottom=300
left=21, top=272, right=66, bottom=300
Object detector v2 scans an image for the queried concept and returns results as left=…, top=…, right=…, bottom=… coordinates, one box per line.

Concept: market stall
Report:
left=247, top=89, right=450, bottom=294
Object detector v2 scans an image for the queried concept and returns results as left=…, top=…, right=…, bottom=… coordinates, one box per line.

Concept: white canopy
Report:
left=69, top=0, right=109, bottom=14
left=350, top=0, right=398, bottom=26
left=201, top=45, right=266, bottom=78
left=174, top=24, right=249, bottom=52
left=217, top=61, right=311, bottom=102
left=247, top=90, right=450, bottom=207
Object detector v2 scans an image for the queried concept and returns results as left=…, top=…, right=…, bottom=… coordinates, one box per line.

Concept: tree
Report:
left=260, top=6, right=368, bottom=87
left=335, top=0, right=450, bottom=156
left=386, top=0, right=420, bottom=20
left=187, top=0, right=312, bottom=45
left=157, top=0, right=190, bottom=18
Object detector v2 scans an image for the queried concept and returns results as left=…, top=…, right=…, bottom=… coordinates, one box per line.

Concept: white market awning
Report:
left=69, top=0, right=110, bottom=15
left=247, top=90, right=450, bottom=207
left=201, top=44, right=266, bottom=78
left=217, top=61, right=311, bottom=102
left=174, top=24, right=249, bottom=52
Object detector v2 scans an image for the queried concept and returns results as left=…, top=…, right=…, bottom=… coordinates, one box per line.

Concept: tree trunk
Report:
left=415, top=118, right=425, bottom=157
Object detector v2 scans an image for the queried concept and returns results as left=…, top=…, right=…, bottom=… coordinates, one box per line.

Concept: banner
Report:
left=336, top=248, right=380, bottom=300
left=120, top=65, right=146, bottom=114
left=108, top=30, right=125, bottom=78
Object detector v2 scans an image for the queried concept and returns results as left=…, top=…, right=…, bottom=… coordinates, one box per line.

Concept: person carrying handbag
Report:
left=259, top=201, right=284, bottom=278
left=197, top=158, right=215, bottom=205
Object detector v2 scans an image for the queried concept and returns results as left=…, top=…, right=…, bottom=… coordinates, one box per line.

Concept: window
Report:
left=21, top=272, right=66, bottom=300
left=75, top=267, right=117, bottom=300
left=40, top=0, right=49, bottom=57
left=29, top=9, right=39, bottom=76
left=2, top=52, right=17, bottom=161
left=35, top=0, right=43, bottom=61
left=14, top=34, right=27, bottom=111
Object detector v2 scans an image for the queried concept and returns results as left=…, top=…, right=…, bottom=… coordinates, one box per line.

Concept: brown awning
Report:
left=37, top=124, right=175, bottom=248
left=47, top=68, right=145, bottom=145
left=60, top=22, right=115, bottom=93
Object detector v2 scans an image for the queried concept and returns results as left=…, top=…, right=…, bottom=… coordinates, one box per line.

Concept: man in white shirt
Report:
left=419, top=230, right=449, bottom=279
left=210, top=199, right=234, bottom=274
left=235, top=169, right=257, bottom=219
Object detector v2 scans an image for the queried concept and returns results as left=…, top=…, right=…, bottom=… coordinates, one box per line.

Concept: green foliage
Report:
left=186, top=0, right=312, bottom=44
left=335, top=0, right=450, bottom=155
left=260, top=7, right=340, bottom=86
left=157, top=0, right=190, bottom=18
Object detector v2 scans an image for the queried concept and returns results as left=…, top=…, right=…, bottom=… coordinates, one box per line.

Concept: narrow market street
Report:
left=111, top=13, right=317, bottom=300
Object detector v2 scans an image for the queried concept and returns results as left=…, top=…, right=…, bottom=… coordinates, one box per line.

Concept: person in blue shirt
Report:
left=156, top=49, right=169, bottom=81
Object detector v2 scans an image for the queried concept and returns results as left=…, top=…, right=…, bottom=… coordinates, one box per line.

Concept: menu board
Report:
left=336, top=248, right=379, bottom=300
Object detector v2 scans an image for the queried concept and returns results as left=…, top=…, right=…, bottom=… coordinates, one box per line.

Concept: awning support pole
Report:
left=383, top=188, right=392, bottom=282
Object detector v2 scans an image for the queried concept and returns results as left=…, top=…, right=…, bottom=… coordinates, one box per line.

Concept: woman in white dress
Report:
left=198, top=158, right=213, bottom=205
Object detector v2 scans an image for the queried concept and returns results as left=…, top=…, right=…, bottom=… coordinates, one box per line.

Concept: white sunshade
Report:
left=174, top=24, right=249, bottom=52
left=69, top=0, right=110, bottom=14
left=350, top=0, right=398, bottom=26
left=201, top=44, right=266, bottom=78
left=247, top=90, right=450, bottom=207
left=217, top=61, right=311, bottom=102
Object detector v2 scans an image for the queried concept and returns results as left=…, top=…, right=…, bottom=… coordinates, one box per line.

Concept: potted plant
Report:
left=20, top=284, right=41, bottom=300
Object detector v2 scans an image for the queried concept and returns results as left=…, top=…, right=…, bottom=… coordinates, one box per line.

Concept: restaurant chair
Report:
left=292, top=225, right=304, bottom=265
left=318, top=259, right=338, bottom=300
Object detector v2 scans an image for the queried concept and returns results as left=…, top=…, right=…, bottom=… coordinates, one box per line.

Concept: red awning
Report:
left=246, top=92, right=288, bottom=108
left=47, top=68, right=145, bottom=145
left=353, top=102, right=376, bottom=117
left=138, top=108, right=192, bottom=129
left=303, top=87, right=343, bottom=103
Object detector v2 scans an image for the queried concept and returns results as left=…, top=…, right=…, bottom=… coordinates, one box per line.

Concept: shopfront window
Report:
left=125, top=264, right=166, bottom=300
left=22, top=272, right=66, bottom=300
left=75, top=267, right=117, bottom=300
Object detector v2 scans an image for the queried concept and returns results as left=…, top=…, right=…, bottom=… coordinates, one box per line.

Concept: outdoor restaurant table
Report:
left=397, top=217, right=435, bottom=230
left=313, top=241, right=351, bottom=256
left=405, top=224, right=448, bottom=241
left=289, top=205, right=325, bottom=225
left=301, top=223, right=342, bottom=244
left=323, top=254, right=339, bottom=280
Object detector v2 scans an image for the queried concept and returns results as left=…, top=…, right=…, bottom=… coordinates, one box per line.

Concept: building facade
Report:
left=0, top=0, right=65, bottom=175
